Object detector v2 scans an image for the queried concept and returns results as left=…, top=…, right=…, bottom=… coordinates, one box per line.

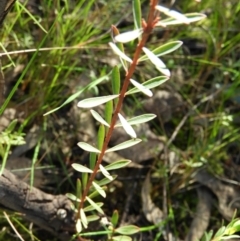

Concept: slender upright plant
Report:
left=65, top=0, right=206, bottom=240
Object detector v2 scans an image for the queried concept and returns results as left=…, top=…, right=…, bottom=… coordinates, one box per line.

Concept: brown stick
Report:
left=0, top=168, right=75, bottom=240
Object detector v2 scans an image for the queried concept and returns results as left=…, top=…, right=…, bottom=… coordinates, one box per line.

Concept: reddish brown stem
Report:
left=77, top=0, right=159, bottom=219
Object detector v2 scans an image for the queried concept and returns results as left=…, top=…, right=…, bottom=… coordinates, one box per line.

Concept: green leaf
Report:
left=114, top=29, right=143, bottom=43
left=115, top=225, right=140, bottom=235
left=90, top=109, right=110, bottom=127
left=155, top=5, right=190, bottom=24
left=77, top=142, right=101, bottom=153
left=118, top=113, right=137, bottom=138
left=89, top=152, right=97, bottom=170
left=72, top=163, right=93, bottom=173
left=106, top=139, right=142, bottom=153
left=99, top=164, right=113, bottom=180
left=96, top=175, right=117, bottom=186
left=88, top=190, right=101, bottom=199
left=86, top=215, right=100, bottom=222
left=126, top=76, right=169, bottom=95
left=80, top=209, right=88, bottom=228
left=130, top=79, right=153, bottom=97
left=115, top=114, right=156, bottom=127
left=112, top=236, right=132, bottom=241
left=109, top=42, right=133, bottom=63
left=66, top=193, right=80, bottom=202
left=76, top=218, right=82, bottom=233
left=84, top=203, right=104, bottom=212
left=111, top=210, right=119, bottom=228
left=105, top=159, right=132, bottom=171
left=93, top=181, right=106, bottom=198
left=82, top=173, right=88, bottom=190
left=44, top=73, right=110, bottom=116
left=157, top=13, right=206, bottom=26
left=133, top=0, right=141, bottom=30
left=86, top=196, right=104, bottom=214
left=5, top=119, right=18, bottom=133
left=139, top=41, right=183, bottom=61
left=78, top=95, right=119, bottom=108
left=97, top=125, right=105, bottom=150
left=142, top=47, right=170, bottom=77
left=105, top=100, right=113, bottom=124
left=214, top=226, right=226, bottom=237
left=111, top=66, right=120, bottom=107
left=201, top=231, right=213, bottom=241
left=76, top=178, right=82, bottom=206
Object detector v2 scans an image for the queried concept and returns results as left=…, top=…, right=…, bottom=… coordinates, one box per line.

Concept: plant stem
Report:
left=77, top=0, right=159, bottom=219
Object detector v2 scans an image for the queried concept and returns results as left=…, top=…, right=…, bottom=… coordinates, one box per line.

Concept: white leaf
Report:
left=118, top=113, right=137, bottom=138
left=155, top=5, right=190, bottom=24
left=72, top=163, right=93, bottom=173
left=76, top=218, right=82, bottom=233
left=78, top=95, right=119, bottom=108
left=99, top=164, right=113, bottom=181
left=92, top=181, right=106, bottom=198
left=156, top=13, right=206, bottom=26
left=130, top=79, right=153, bottom=97
left=106, top=139, right=142, bottom=153
left=114, top=29, right=143, bottom=43
left=80, top=209, right=88, bottom=228
left=142, top=47, right=170, bottom=77
left=86, top=196, right=104, bottom=214
left=77, top=142, right=101, bottom=153
left=90, top=109, right=110, bottom=127
left=109, top=42, right=133, bottom=63
left=105, top=159, right=132, bottom=171
left=126, top=76, right=169, bottom=95
left=115, top=114, right=156, bottom=127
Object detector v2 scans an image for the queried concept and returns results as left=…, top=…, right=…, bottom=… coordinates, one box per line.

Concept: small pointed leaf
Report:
left=156, top=13, right=206, bottom=26
left=97, top=125, right=105, bottom=150
left=105, top=100, right=113, bottom=125
left=112, top=66, right=121, bottom=96
left=118, top=113, right=137, bottom=138
left=109, top=42, right=133, bottom=63
left=115, top=225, right=140, bottom=235
left=78, top=95, right=119, bottom=108
left=105, top=159, right=132, bottom=171
left=106, top=139, right=142, bottom=153
left=77, top=142, right=101, bottom=153
left=66, top=193, right=80, bottom=202
left=86, top=215, right=100, bottom=222
left=115, top=114, right=156, bottom=127
left=80, top=209, right=88, bottom=228
left=86, top=196, right=104, bottom=214
left=133, top=0, right=141, bottom=29
left=96, top=175, right=118, bottom=186
left=142, top=47, right=170, bottom=77
left=93, top=181, right=106, bottom=198
left=111, top=210, right=119, bottom=228
left=100, top=164, right=113, bottom=180
left=155, top=5, right=190, bottom=24
left=130, top=79, right=153, bottom=97
left=90, top=110, right=110, bottom=127
left=139, top=41, right=183, bottom=61
left=114, top=29, right=143, bottom=43
left=84, top=203, right=104, bottom=212
left=72, top=163, right=93, bottom=173
left=126, top=76, right=169, bottom=95
left=89, top=152, right=97, bottom=170
left=82, top=173, right=88, bottom=189
left=112, top=236, right=132, bottom=241
left=76, top=218, right=82, bottom=233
